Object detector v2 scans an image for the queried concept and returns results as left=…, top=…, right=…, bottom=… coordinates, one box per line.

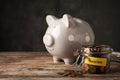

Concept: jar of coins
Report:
left=81, top=45, right=113, bottom=74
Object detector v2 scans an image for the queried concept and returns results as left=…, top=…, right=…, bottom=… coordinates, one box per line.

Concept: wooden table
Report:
left=0, top=52, right=119, bottom=80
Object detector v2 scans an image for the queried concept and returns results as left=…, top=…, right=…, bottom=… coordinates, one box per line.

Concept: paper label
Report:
left=84, top=56, right=107, bottom=66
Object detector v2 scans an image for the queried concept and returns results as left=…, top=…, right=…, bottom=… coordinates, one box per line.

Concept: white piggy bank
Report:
left=43, top=14, right=95, bottom=64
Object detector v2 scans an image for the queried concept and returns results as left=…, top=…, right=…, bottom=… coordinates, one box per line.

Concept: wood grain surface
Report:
left=0, top=52, right=119, bottom=80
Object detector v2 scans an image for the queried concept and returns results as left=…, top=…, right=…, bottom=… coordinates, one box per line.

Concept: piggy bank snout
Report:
left=43, top=34, right=54, bottom=47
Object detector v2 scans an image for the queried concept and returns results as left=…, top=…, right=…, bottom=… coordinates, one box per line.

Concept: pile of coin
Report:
left=57, top=69, right=84, bottom=77
left=81, top=45, right=112, bottom=53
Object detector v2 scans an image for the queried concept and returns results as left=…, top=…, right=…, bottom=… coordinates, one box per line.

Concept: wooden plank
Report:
left=0, top=52, right=119, bottom=79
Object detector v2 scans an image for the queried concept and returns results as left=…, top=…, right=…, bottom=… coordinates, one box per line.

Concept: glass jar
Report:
left=81, top=45, right=113, bottom=74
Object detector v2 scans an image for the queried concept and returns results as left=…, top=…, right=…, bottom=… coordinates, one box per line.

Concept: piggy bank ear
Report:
left=46, top=15, right=57, bottom=26
left=62, top=14, right=72, bottom=28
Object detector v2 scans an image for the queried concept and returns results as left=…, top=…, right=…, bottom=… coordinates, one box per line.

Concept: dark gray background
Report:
left=0, top=0, right=120, bottom=51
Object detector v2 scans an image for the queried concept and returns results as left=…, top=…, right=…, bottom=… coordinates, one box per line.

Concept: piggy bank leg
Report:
left=63, top=58, right=75, bottom=65
left=53, top=56, right=61, bottom=63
